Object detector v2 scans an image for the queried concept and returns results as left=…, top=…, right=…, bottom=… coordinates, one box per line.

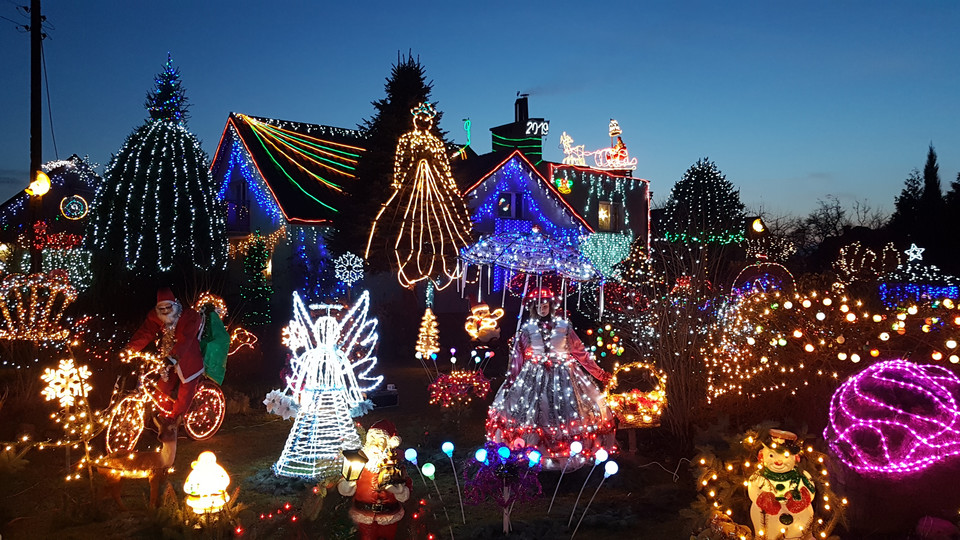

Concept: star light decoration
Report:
left=41, top=358, right=92, bottom=408
left=334, top=252, right=364, bottom=287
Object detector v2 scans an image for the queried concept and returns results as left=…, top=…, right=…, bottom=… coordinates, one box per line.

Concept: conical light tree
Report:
left=415, top=307, right=440, bottom=358
left=89, top=53, right=226, bottom=275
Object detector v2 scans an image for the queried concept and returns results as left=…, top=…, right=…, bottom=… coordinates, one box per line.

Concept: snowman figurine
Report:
left=747, top=429, right=815, bottom=539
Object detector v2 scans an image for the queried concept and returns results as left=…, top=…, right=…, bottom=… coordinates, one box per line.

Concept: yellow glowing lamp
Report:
left=751, top=218, right=765, bottom=233
left=26, top=171, right=51, bottom=196
left=342, top=448, right=368, bottom=482
left=183, top=451, right=230, bottom=514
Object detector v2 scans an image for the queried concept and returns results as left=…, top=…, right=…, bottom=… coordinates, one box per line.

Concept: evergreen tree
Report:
left=145, top=53, right=189, bottom=123
left=333, top=52, right=446, bottom=272
left=661, top=158, right=746, bottom=245
left=615, top=235, right=654, bottom=289
left=241, top=231, right=272, bottom=326
left=89, top=54, right=226, bottom=276
left=889, top=169, right=922, bottom=237
left=889, top=145, right=946, bottom=265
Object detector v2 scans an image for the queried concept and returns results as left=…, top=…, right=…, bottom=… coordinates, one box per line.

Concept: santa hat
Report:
left=157, top=287, right=178, bottom=305
left=367, top=420, right=401, bottom=449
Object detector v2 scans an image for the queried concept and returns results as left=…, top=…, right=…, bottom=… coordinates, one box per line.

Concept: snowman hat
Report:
left=368, top=420, right=401, bottom=449
left=762, top=428, right=801, bottom=455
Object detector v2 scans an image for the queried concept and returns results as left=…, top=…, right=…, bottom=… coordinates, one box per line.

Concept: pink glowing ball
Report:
left=825, top=360, right=960, bottom=476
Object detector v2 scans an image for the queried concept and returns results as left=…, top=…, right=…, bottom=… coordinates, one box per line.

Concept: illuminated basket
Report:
left=604, top=362, right=667, bottom=428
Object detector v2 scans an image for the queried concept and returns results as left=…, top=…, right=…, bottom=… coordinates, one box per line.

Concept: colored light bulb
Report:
left=603, top=460, right=619, bottom=478
left=474, top=448, right=488, bottom=463
left=404, top=448, right=418, bottom=465
left=441, top=442, right=454, bottom=457
left=595, top=448, right=608, bottom=463
left=570, top=441, right=583, bottom=455
left=421, top=462, right=436, bottom=479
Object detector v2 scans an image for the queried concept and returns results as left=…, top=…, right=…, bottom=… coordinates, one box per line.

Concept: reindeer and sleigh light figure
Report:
left=559, top=119, right=638, bottom=171
left=267, top=290, right=383, bottom=479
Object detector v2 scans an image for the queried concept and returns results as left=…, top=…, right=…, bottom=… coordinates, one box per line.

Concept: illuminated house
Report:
left=209, top=113, right=367, bottom=302
left=0, top=155, right=100, bottom=287
left=455, top=97, right=652, bottom=288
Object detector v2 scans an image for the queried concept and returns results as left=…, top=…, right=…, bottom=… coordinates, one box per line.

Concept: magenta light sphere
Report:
left=824, top=359, right=960, bottom=476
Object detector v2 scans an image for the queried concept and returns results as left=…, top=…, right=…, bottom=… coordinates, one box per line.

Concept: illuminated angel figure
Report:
left=273, top=290, right=383, bottom=479
left=366, top=102, right=472, bottom=290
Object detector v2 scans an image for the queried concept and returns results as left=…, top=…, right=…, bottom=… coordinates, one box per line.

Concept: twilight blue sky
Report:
left=1, top=1, right=958, bottom=218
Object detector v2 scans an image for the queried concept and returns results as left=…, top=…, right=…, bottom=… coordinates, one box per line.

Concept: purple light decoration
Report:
left=824, top=359, right=960, bottom=476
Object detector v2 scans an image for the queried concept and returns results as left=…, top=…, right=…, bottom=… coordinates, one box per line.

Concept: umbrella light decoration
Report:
left=460, top=228, right=597, bottom=283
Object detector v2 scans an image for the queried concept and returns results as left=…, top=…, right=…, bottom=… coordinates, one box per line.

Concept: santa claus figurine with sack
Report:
left=338, top=420, right=412, bottom=540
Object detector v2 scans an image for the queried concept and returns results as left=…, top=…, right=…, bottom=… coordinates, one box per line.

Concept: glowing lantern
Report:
left=948, top=340, right=959, bottom=349
left=341, top=448, right=368, bottom=482
left=183, top=451, right=230, bottom=514
left=25, top=171, right=51, bottom=196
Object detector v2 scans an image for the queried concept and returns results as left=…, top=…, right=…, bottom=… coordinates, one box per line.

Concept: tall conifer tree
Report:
left=89, top=54, right=226, bottom=276
left=333, top=52, right=445, bottom=272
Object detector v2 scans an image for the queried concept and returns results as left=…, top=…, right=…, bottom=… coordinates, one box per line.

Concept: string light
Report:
left=272, top=291, right=381, bottom=478
left=334, top=251, right=364, bottom=287
left=415, top=308, right=440, bottom=358
left=366, top=102, right=472, bottom=290
left=428, top=370, right=491, bottom=408
left=878, top=244, right=958, bottom=307
left=41, top=358, right=92, bottom=408
left=603, top=361, right=667, bottom=428
left=464, top=304, right=504, bottom=341
left=825, top=360, right=960, bottom=475
left=0, top=271, right=77, bottom=342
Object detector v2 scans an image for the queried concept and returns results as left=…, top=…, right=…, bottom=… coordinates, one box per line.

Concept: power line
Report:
left=40, top=25, right=57, bottom=159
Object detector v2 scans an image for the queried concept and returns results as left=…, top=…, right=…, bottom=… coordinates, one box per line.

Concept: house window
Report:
left=496, top=192, right=522, bottom=219
left=598, top=201, right=612, bottom=231
left=598, top=201, right=623, bottom=232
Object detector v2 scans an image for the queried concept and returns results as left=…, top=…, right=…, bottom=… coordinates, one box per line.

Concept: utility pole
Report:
left=28, top=0, right=43, bottom=273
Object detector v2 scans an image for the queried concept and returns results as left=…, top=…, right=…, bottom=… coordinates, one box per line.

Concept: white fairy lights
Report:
left=272, top=291, right=382, bottom=479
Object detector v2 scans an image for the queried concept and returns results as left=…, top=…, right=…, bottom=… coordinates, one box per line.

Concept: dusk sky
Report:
left=1, top=1, right=958, bottom=218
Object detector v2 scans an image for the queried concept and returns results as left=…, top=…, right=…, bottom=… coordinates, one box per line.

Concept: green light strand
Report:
left=249, top=127, right=338, bottom=214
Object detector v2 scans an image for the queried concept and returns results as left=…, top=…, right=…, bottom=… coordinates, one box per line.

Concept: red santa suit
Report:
left=338, top=420, right=412, bottom=540
left=127, top=289, right=205, bottom=418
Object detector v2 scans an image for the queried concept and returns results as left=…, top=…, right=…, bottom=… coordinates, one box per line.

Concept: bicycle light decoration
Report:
left=604, top=361, right=667, bottom=428
left=270, top=290, right=382, bottom=479
left=106, top=351, right=225, bottom=454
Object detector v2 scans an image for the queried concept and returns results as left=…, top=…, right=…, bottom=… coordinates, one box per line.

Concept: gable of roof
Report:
left=211, top=113, right=367, bottom=224
left=459, top=150, right=593, bottom=232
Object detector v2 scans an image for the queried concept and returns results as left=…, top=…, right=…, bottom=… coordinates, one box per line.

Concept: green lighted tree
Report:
left=241, top=231, right=272, bottom=326
left=661, top=158, right=745, bottom=245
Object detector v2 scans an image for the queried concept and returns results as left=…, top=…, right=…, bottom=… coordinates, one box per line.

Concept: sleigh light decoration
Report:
left=604, top=361, right=667, bottom=428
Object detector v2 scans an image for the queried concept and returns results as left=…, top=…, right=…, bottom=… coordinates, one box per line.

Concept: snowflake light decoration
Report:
left=41, top=358, right=92, bottom=408
left=334, top=252, right=364, bottom=287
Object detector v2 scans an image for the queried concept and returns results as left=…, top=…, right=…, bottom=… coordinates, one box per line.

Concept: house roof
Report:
left=211, top=113, right=367, bottom=225
left=457, top=149, right=653, bottom=234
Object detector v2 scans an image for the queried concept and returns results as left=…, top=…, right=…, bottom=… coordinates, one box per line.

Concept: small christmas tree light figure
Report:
left=145, top=52, right=189, bottom=124
left=416, top=307, right=440, bottom=358
left=273, top=291, right=383, bottom=479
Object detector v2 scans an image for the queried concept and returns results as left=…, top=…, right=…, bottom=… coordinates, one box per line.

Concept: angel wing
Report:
left=337, top=290, right=383, bottom=409
left=282, top=292, right=317, bottom=398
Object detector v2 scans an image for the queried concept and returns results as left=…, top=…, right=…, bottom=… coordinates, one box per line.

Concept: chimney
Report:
left=515, top=94, right=529, bottom=123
